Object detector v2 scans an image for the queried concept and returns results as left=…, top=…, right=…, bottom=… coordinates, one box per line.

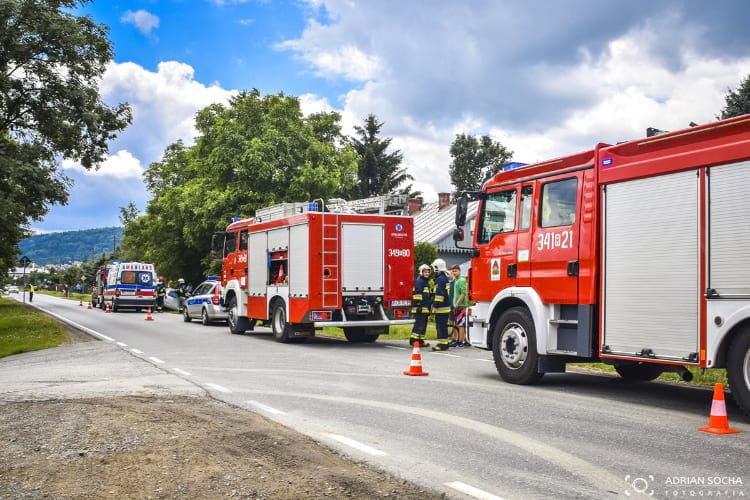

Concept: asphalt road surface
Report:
left=5, top=293, right=750, bottom=499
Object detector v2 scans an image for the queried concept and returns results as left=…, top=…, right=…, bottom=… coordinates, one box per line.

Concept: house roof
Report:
left=413, top=200, right=479, bottom=246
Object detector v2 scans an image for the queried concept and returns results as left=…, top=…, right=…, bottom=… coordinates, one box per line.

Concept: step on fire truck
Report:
left=453, top=114, right=750, bottom=416
left=93, top=261, right=157, bottom=312
left=213, top=195, right=415, bottom=342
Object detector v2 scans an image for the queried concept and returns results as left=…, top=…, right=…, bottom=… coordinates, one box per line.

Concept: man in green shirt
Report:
left=450, top=265, right=470, bottom=347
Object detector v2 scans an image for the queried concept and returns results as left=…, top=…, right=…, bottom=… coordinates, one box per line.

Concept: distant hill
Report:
left=18, top=227, right=123, bottom=265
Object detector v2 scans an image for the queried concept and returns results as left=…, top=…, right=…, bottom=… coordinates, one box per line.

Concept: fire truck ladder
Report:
left=321, top=213, right=340, bottom=308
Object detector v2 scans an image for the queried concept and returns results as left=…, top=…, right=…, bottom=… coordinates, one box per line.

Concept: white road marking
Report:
left=246, top=400, right=286, bottom=415
left=246, top=389, right=625, bottom=494
left=384, top=345, right=407, bottom=350
left=445, top=481, right=504, bottom=500
left=20, top=307, right=114, bottom=341
left=130, top=349, right=143, bottom=354
left=116, top=342, right=128, bottom=347
left=149, top=357, right=165, bottom=364
left=476, top=358, right=494, bottom=363
left=173, top=368, right=191, bottom=377
left=205, top=383, right=231, bottom=393
left=325, top=433, right=386, bottom=456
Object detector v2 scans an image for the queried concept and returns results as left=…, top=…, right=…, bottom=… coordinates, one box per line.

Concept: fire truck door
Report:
left=475, top=188, right=519, bottom=293
left=529, top=174, right=582, bottom=304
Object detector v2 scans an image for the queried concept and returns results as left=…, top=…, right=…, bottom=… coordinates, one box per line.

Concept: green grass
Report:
left=38, top=290, right=91, bottom=303
left=320, top=323, right=437, bottom=340
left=0, top=298, right=69, bottom=358
left=571, top=362, right=728, bottom=387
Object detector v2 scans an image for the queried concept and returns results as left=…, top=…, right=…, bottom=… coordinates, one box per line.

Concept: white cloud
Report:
left=62, top=150, right=144, bottom=179
left=100, top=61, right=235, bottom=165
left=121, top=10, right=160, bottom=36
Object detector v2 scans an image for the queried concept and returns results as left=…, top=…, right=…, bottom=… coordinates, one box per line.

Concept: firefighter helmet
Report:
left=418, top=264, right=431, bottom=274
left=431, top=258, right=447, bottom=273
left=178, top=278, right=185, bottom=284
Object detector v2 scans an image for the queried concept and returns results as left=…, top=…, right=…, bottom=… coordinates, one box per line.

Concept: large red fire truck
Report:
left=453, top=114, right=750, bottom=416
left=215, top=196, right=415, bottom=342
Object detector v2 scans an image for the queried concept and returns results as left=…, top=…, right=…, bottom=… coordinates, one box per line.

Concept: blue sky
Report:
left=37, top=0, right=750, bottom=232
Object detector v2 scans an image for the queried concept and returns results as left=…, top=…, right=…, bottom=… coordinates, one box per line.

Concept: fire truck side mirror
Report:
left=455, top=195, right=468, bottom=227
left=453, top=227, right=465, bottom=242
left=210, top=233, right=222, bottom=260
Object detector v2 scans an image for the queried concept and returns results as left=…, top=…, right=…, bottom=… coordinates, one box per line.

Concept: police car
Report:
left=182, top=278, right=228, bottom=325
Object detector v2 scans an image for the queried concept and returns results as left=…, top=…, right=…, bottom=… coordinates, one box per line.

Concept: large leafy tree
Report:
left=0, top=0, right=132, bottom=274
left=121, top=90, right=358, bottom=285
left=718, top=74, right=750, bottom=119
left=449, top=134, right=513, bottom=194
left=347, top=114, right=414, bottom=198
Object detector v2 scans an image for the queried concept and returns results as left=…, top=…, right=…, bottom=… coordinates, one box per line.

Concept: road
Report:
left=13, top=293, right=750, bottom=499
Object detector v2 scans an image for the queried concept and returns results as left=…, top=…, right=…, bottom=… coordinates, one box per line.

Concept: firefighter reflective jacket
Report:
left=411, top=275, right=433, bottom=314
left=432, top=271, right=451, bottom=314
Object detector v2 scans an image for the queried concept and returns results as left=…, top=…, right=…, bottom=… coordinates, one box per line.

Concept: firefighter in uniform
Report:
left=177, top=278, right=188, bottom=312
left=409, top=264, right=433, bottom=347
left=431, top=258, right=452, bottom=351
left=155, top=277, right=166, bottom=312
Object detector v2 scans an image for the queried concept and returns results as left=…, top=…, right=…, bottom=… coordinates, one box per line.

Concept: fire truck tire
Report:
left=271, top=302, right=293, bottom=343
left=727, top=332, right=750, bottom=416
left=227, top=297, right=250, bottom=335
left=613, top=362, right=662, bottom=381
left=492, top=307, right=543, bottom=385
left=343, top=328, right=366, bottom=342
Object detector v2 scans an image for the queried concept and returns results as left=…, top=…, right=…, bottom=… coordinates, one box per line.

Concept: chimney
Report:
left=438, top=192, right=451, bottom=210
left=408, top=197, right=423, bottom=215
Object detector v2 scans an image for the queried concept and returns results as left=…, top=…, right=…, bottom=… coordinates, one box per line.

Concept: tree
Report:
left=413, top=242, right=437, bottom=278
left=348, top=114, right=414, bottom=198
left=121, top=90, right=358, bottom=285
left=718, top=74, right=750, bottom=119
left=0, top=0, right=132, bottom=275
left=449, top=134, right=513, bottom=195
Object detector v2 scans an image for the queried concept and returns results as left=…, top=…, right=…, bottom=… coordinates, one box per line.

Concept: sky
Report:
left=36, top=0, right=750, bottom=232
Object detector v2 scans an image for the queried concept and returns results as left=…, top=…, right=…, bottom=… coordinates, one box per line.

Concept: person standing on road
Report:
left=156, top=277, right=166, bottom=312
left=431, top=258, right=452, bottom=351
left=177, top=278, right=189, bottom=311
left=409, top=264, right=433, bottom=348
left=28, top=283, right=35, bottom=302
left=449, top=265, right=470, bottom=347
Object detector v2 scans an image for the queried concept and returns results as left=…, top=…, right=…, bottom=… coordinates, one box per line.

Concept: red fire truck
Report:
left=215, top=197, right=415, bottom=342
left=453, top=114, right=750, bottom=416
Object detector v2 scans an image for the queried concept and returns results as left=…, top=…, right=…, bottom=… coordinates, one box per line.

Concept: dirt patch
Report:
left=0, top=395, right=441, bottom=499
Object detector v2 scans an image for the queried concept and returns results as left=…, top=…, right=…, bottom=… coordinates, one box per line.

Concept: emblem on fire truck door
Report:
left=490, top=258, right=501, bottom=281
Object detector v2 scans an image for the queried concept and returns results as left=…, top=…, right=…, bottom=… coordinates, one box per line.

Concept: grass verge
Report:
left=0, top=298, right=69, bottom=358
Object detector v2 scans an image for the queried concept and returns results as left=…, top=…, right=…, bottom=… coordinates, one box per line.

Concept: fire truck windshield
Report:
left=477, top=189, right=517, bottom=244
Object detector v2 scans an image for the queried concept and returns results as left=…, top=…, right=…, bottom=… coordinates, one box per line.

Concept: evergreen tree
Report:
left=348, top=114, right=414, bottom=198
left=449, top=134, right=513, bottom=195
left=718, top=74, right=750, bottom=119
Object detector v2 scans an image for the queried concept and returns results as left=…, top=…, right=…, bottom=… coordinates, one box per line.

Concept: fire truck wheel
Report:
left=613, top=362, right=662, bottom=381
left=492, top=307, right=543, bottom=385
left=343, top=327, right=367, bottom=342
left=727, top=332, right=750, bottom=417
left=271, top=302, right=293, bottom=343
left=227, top=297, right=250, bottom=335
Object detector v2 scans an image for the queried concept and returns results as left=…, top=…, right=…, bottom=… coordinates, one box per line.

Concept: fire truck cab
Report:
left=455, top=114, right=750, bottom=416
left=215, top=196, right=415, bottom=343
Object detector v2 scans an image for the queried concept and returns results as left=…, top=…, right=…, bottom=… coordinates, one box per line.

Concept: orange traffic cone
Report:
left=698, top=383, right=739, bottom=434
left=403, top=343, right=429, bottom=376
left=145, top=307, right=154, bottom=321
left=105, top=303, right=111, bottom=314
left=87, top=302, right=92, bottom=310
left=79, top=299, right=83, bottom=307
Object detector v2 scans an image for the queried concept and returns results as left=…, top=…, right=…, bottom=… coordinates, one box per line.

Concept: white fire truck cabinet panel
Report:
left=248, top=232, right=268, bottom=295
left=289, top=223, right=309, bottom=297
left=708, top=160, right=750, bottom=297
left=602, top=170, right=699, bottom=361
left=341, top=223, right=384, bottom=293
left=267, top=227, right=289, bottom=251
